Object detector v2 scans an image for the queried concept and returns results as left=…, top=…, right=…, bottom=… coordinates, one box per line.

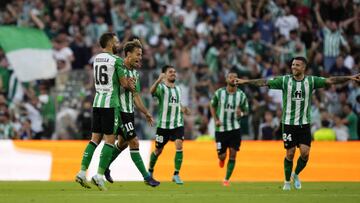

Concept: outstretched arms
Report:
left=325, top=73, right=360, bottom=85
left=234, top=78, right=269, bottom=87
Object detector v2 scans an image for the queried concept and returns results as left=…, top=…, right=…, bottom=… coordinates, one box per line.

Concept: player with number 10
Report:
left=75, top=32, right=134, bottom=190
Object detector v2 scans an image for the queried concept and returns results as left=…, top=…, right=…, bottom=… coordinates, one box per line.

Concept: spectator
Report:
left=333, top=116, right=349, bottom=141
left=342, top=103, right=359, bottom=140
left=275, top=6, right=299, bottom=40
left=258, top=111, right=276, bottom=140
left=314, top=2, right=354, bottom=73
left=313, top=120, right=336, bottom=141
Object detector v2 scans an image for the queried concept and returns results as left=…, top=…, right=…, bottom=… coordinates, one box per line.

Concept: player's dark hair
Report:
left=292, top=56, right=308, bottom=68
left=227, top=69, right=238, bottom=77
left=161, top=65, right=174, bottom=73
left=123, top=39, right=142, bottom=56
left=99, top=32, right=116, bottom=48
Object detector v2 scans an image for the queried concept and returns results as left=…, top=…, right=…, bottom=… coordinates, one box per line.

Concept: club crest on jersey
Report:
left=170, top=95, right=178, bottom=103
left=292, top=90, right=304, bottom=101
left=226, top=103, right=235, bottom=109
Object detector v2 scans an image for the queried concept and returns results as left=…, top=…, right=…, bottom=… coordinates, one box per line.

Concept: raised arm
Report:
left=325, top=73, right=360, bottom=85
left=314, top=3, right=326, bottom=29
left=150, top=73, right=165, bottom=94
left=339, top=16, right=357, bottom=29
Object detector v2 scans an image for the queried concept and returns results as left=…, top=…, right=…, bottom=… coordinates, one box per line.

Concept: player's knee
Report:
left=119, top=142, right=128, bottom=151
left=301, top=152, right=309, bottom=161
left=128, top=138, right=139, bottom=149
left=286, top=151, right=295, bottom=160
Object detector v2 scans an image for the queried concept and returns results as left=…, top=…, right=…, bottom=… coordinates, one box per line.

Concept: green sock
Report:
left=130, top=149, right=149, bottom=179
left=284, top=158, right=293, bottom=181
left=294, top=157, right=308, bottom=175
left=149, top=152, right=158, bottom=172
left=97, top=143, right=114, bottom=175
left=225, top=159, right=236, bottom=180
left=107, top=143, right=123, bottom=169
left=80, top=141, right=97, bottom=171
left=174, top=150, right=183, bottom=174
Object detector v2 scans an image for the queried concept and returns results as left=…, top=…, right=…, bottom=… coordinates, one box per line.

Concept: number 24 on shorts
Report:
left=283, top=133, right=292, bottom=141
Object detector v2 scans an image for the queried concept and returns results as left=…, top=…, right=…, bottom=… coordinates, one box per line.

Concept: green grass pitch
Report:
left=0, top=181, right=359, bottom=203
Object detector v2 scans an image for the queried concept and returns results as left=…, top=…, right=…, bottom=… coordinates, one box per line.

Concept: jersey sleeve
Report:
left=313, top=76, right=326, bottom=89
left=152, top=83, right=162, bottom=98
left=322, top=27, right=331, bottom=36
left=211, top=90, right=219, bottom=107
left=267, top=76, right=283, bottom=89
left=115, top=58, right=125, bottom=78
left=239, top=92, right=249, bottom=113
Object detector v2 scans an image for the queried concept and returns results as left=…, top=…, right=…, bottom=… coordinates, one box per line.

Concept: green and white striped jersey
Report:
left=92, top=53, right=125, bottom=108
left=268, top=75, right=326, bottom=125
left=119, top=68, right=140, bottom=113
left=323, top=27, right=348, bottom=57
left=153, top=83, right=183, bottom=129
left=211, top=88, right=249, bottom=132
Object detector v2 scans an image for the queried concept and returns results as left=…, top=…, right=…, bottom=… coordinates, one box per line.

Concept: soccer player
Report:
left=104, top=39, right=160, bottom=187
left=75, top=32, right=135, bottom=191
left=147, top=65, right=191, bottom=184
left=209, top=70, right=249, bottom=186
left=235, top=56, right=360, bottom=190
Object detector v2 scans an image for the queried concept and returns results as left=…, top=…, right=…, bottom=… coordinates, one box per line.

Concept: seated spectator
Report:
left=19, top=118, right=33, bottom=140
left=258, top=111, right=276, bottom=140
left=313, top=120, right=336, bottom=141
left=0, top=111, right=16, bottom=139
left=333, top=116, right=349, bottom=141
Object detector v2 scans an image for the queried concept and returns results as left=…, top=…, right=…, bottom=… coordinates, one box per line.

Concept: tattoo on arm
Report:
left=247, top=79, right=268, bottom=87
left=327, top=76, right=351, bottom=84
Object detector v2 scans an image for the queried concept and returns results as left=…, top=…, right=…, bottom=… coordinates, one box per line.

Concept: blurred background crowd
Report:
left=0, top=0, right=359, bottom=141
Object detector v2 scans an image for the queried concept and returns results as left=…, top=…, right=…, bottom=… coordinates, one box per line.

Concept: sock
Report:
left=148, top=151, right=158, bottom=172
left=284, top=158, right=293, bottom=181
left=97, top=143, right=114, bottom=175
left=130, top=149, right=149, bottom=179
left=174, top=150, right=183, bottom=175
left=107, top=142, right=123, bottom=169
left=225, top=159, right=236, bottom=180
left=294, top=156, right=308, bottom=175
left=80, top=141, right=97, bottom=171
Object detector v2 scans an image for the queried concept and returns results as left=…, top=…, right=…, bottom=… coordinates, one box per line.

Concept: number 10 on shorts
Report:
left=124, top=122, right=134, bottom=132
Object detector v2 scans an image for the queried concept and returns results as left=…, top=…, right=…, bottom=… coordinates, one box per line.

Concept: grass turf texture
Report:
left=0, top=182, right=359, bottom=203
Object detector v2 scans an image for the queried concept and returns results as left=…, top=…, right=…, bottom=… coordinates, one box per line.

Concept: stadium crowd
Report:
left=0, top=0, right=359, bottom=141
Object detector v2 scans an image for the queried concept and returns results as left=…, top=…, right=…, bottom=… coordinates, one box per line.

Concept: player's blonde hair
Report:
left=123, top=39, right=142, bottom=56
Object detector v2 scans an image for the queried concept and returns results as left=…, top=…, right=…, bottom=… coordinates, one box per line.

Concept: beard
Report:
left=169, top=78, right=176, bottom=83
left=112, top=46, right=119, bottom=54
left=229, top=83, right=236, bottom=87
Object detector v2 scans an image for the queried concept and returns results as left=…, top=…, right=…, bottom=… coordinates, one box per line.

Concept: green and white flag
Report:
left=0, top=26, right=57, bottom=82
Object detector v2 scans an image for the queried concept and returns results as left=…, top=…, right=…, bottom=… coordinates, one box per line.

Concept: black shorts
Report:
left=92, top=107, right=121, bottom=135
left=215, top=128, right=242, bottom=155
left=282, top=124, right=311, bottom=149
left=155, top=127, right=184, bottom=149
left=118, top=112, right=136, bottom=141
